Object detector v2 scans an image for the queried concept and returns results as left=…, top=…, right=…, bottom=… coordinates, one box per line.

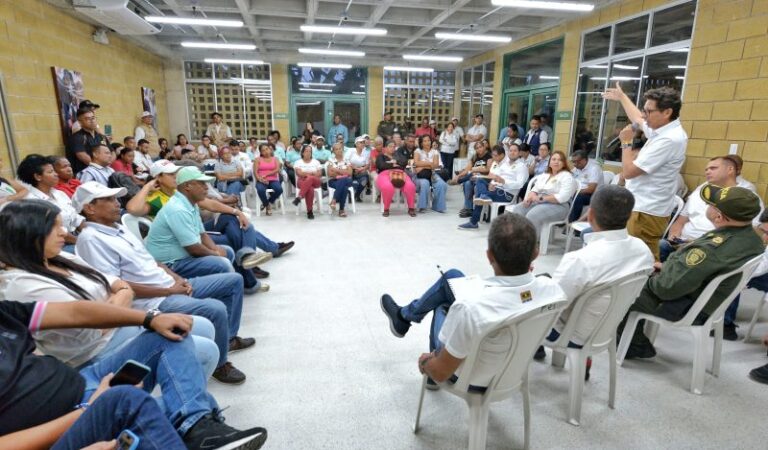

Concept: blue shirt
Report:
left=77, top=164, right=114, bottom=186
left=312, top=147, right=332, bottom=163
left=327, top=123, right=349, bottom=144
left=145, top=191, right=206, bottom=264
left=284, top=149, right=301, bottom=166
left=498, top=125, right=525, bottom=143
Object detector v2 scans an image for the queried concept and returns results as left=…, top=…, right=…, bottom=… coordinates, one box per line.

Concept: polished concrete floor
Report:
left=209, top=187, right=768, bottom=449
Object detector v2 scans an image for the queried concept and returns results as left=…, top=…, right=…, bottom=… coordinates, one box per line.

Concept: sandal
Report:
left=329, top=200, right=337, bottom=211
left=382, top=209, right=390, bottom=217
left=266, top=206, right=272, bottom=216
left=408, top=208, right=416, bottom=217
left=339, top=210, right=347, bottom=217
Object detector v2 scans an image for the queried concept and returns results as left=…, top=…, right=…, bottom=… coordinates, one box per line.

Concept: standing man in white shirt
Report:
left=206, top=112, right=233, bottom=149
left=380, top=213, right=566, bottom=389
left=603, top=84, right=687, bottom=261
left=134, top=111, right=160, bottom=155
left=569, top=150, right=604, bottom=223
left=465, top=114, right=487, bottom=161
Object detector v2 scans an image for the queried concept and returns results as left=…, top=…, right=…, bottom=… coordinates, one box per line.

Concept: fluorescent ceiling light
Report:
left=672, top=48, right=690, bottom=52
left=299, top=87, right=333, bottom=92
left=587, top=65, right=608, bottom=69
left=300, top=25, right=386, bottom=36
left=435, top=32, right=511, bottom=43
left=352, top=91, right=366, bottom=95
left=491, top=0, right=594, bottom=12
left=145, top=16, right=243, bottom=27
left=668, top=65, right=687, bottom=69
left=299, top=48, right=365, bottom=57
left=181, top=42, right=255, bottom=50
left=675, top=76, right=686, bottom=80
left=230, top=77, right=270, bottom=85
left=205, top=58, right=264, bottom=65
left=613, top=64, right=639, bottom=70
left=384, top=66, right=434, bottom=72
left=296, top=102, right=322, bottom=106
left=297, top=62, right=352, bottom=69
left=539, top=75, right=560, bottom=80
left=299, top=82, right=336, bottom=87
left=403, top=54, right=463, bottom=62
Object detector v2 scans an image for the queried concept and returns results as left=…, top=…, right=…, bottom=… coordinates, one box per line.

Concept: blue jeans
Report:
left=470, top=179, right=514, bottom=224
left=416, top=175, right=447, bottom=212
left=255, top=180, right=283, bottom=205
left=160, top=272, right=243, bottom=368
left=53, top=386, right=185, bottom=450
left=79, top=332, right=218, bottom=436
left=329, top=177, right=353, bottom=209
left=352, top=173, right=368, bottom=195
left=460, top=174, right=476, bottom=210
left=546, top=329, right=583, bottom=349
left=181, top=239, right=258, bottom=290
left=217, top=180, right=244, bottom=196
left=725, top=272, right=768, bottom=326
left=569, top=192, right=593, bottom=223
left=205, top=215, right=280, bottom=256
left=399, top=269, right=465, bottom=351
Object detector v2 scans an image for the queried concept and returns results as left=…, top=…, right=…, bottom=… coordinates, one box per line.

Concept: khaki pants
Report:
left=627, top=211, right=669, bottom=261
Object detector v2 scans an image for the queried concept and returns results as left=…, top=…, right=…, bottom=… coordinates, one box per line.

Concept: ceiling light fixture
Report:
left=384, top=66, right=434, bottom=72
left=613, top=64, right=639, bottom=70
left=299, top=48, right=365, bottom=57
left=145, top=16, right=243, bottom=27
left=403, top=54, right=463, bottom=62
left=352, top=91, right=366, bottom=95
left=181, top=42, right=256, bottom=50
left=299, top=87, right=334, bottom=92
left=297, top=62, right=352, bottom=69
left=230, top=77, right=271, bottom=85
left=668, top=65, right=687, bottom=69
left=675, top=76, right=686, bottom=80
left=672, top=48, right=690, bottom=52
left=300, top=25, right=386, bottom=36
left=205, top=58, right=265, bottom=65
left=299, top=82, right=336, bottom=87
left=539, top=75, right=560, bottom=80
left=434, top=32, right=511, bottom=43
left=491, top=0, right=594, bottom=12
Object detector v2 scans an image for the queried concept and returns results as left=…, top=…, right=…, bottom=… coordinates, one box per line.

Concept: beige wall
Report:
left=0, top=0, right=168, bottom=162
left=459, top=0, right=768, bottom=198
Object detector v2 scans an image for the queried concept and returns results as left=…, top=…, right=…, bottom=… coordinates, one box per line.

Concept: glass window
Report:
left=643, top=51, right=688, bottom=95
left=463, top=69, right=472, bottom=87
left=484, top=62, right=495, bottom=83
left=289, top=66, right=368, bottom=95
left=614, top=15, right=649, bottom=55
left=600, top=57, right=643, bottom=162
left=583, top=27, right=611, bottom=62
left=213, top=63, right=242, bottom=81
left=505, top=39, right=564, bottom=89
left=185, top=62, right=212, bottom=79
left=384, top=70, right=407, bottom=85
left=651, top=1, right=696, bottom=48
left=572, top=66, right=607, bottom=157
left=383, top=69, right=459, bottom=132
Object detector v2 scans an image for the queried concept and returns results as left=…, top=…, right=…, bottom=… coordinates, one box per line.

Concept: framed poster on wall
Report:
left=141, top=86, right=156, bottom=128
left=51, top=66, right=84, bottom=140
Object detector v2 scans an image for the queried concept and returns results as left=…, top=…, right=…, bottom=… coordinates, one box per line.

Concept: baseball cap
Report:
left=700, top=184, right=761, bottom=221
left=451, top=116, right=459, bottom=121
left=78, top=99, right=100, bottom=109
left=354, top=136, right=366, bottom=144
left=384, top=110, right=393, bottom=115
left=140, top=111, right=153, bottom=118
left=362, top=134, right=370, bottom=139
left=429, top=119, right=436, bottom=125
left=150, top=159, right=181, bottom=178
left=72, top=181, right=126, bottom=213
left=176, top=166, right=215, bottom=185
left=316, top=136, right=326, bottom=141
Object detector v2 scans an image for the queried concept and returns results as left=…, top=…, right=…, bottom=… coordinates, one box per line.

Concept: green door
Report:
left=291, top=96, right=366, bottom=146
left=499, top=87, right=558, bottom=143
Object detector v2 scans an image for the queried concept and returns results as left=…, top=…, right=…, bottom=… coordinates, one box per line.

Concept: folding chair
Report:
left=121, top=214, right=153, bottom=242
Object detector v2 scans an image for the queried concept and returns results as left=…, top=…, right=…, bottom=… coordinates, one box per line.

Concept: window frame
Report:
left=382, top=69, right=458, bottom=128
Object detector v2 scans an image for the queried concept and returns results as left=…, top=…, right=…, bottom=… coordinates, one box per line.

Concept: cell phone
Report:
left=104, top=124, right=112, bottom=136
left=109, top=359, right=151, bottom=387
left=117, top=429, right=140, bottom=450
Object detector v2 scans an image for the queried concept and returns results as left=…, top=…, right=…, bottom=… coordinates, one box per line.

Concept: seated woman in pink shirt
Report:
left=110, top=148, right=144, bottom=186
left=375, top=140, right=416, bottom=217
left=253, top=143, right=283, bottom=216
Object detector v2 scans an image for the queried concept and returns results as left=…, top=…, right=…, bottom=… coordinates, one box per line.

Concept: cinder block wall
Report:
left=0, top=0, right=168, bottom=177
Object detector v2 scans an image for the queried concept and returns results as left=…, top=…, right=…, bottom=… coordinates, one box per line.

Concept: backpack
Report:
left=108, top=172, right=141, bottom=208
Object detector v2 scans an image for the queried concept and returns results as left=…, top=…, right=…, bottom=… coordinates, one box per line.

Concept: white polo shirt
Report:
left=625, top=119, right=687, bottom=216
left=494, top=158, right=529, bottom=194
left=438, top=272, right=566, bottom=387
left=552, top=229, right=654, bottom=345
left=572, top=159, right=603, bottom=191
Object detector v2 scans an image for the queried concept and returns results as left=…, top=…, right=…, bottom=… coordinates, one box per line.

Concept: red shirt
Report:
left=54, top=179, right=81, bottom=198
left=415, top=126, right=436, bottom=140
left=369, top=148, right=381, bottom=172
left=111, top=159, right=134, bottom=176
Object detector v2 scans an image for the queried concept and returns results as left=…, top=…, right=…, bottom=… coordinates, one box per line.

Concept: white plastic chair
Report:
left=326, top=181, right=357, bottom=214
left=414, top=300, right=568, bottom=450
left=253, top=182, right=287, bottom=216
left=539, top=178, right=579, bottom=255
left=544, top=270, right=650, bottom=426
left=602, top=170, right=615, bottom=185
left=662, top=195, right=686, bottom=239
left=617, top=255, right=763, bottom=394
left=121, top=214, right=153, bottom=242
left=744, top=288, right=768, bottom=341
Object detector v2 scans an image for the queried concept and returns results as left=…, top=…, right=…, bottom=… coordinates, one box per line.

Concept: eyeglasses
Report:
left=642, top=108, right=659, bottom=115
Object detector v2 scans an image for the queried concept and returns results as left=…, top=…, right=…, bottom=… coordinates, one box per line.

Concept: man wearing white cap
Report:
left=134, top=111, right=160, bottom=154
left=73, top=181, right=254, bottom=384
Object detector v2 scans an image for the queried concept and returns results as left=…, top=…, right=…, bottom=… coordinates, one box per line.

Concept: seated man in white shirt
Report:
left=569, top=150, right=604, bottom=223
left=380, top=213, right=566, bottom=389
left=77, top=144, right=114, bottom=186
left=533, top=185, right=654, bottom=376
left=73, top=181, right=255, bottom=384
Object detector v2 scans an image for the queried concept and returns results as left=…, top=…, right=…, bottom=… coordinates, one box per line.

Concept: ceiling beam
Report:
left=303, top=0, right=320, bottom=42
left=234, top=0, right=266, bottom=55
left=352, top=0, right=395, bottom=45
left=393, top=0, right=474, bottom=54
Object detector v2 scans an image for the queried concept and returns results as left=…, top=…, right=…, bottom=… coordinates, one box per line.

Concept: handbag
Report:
left=416, top=168, right=433, bottom=180
left=389, top=169, right=406, bottom=188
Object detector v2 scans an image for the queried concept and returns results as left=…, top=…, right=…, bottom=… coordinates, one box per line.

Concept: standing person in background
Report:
left=415, top=118, right=435, bottom=140
left=540, top=114, right=554, bottom=137
left=603, top=83, right=687, bottom=261
left=66, top=108, right=109, bottom=176
left=401, top=117, right=416, bottom=137
left=206, top=112, right=233, bottom=148
left=524, top=115, right=548, bottom=156
left=327, top=114, right=349, bottom=145
left=134, top=111, right=160, bottom=155
left=498, top=112, right=525, bottom=143
left=428, top=119, right=439, bottom=140
left=465, top=114, right=487, bottom=161
left=377, top=110, right=396, bottom=142
left=439, top=122, right=460, bottom=179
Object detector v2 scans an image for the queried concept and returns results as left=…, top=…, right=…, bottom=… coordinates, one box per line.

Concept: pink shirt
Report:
left=256, top=158, right=279, bottom=181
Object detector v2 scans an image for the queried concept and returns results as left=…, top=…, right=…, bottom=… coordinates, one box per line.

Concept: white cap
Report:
left=141, top=111, right=153, bottom=118
left=354, top=136, right=366, bottom=144
left=362, top=134, right=370, bottom=139
left=451, top=116, right=459, bottom=121
left=150, top=159, right=181, bottom=178
left=72, top=182, right=127, bottom=213
left=429, top=119, right=436, bottom=125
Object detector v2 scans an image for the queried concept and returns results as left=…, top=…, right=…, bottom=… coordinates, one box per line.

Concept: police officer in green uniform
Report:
left=619, top=184, right=764, bottom=359
left=376, top=110, right=396, bottom=142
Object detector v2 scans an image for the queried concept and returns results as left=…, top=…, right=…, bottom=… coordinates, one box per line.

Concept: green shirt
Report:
left=146, top=189, right=172, bottom=219
left=145, top=191, right=205, bottom=264
left=639, top=225, right=764, bottom=316
left=312, top=147, right=331, bottom=162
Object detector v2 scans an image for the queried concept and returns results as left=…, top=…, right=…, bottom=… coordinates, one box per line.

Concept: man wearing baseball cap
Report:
left=312, top=136, right=331, bottom=164
left=73, top=181, right=255, bottom=384
left=619, top=184, right=764, bottom=359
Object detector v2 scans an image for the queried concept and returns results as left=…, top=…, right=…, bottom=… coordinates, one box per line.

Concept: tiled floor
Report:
left=209, top=187, right=767, bottom=449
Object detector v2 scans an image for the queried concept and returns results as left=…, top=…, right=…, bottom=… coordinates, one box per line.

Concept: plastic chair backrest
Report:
left=121, top=214, right=153, bottom=242
left=602, top=170, right=615, bottom=185
left=662, top=195, right=685, bottom=238
left=678, top=254, right=763, bottom=327
left=451, top=300, right=568, bottom=399
left=552, top=270, right=650, bottom=350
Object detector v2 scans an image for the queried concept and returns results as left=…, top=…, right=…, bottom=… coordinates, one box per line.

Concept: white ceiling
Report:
left=59, top=0, right=622, bottom=68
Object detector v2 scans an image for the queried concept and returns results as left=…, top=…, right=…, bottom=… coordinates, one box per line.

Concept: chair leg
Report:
left=540, top=224, right=551, bottom=255
left=551, top=350, right=566, bottom=368
left=690, top=327, right=707, bottom=395
left=348, top=187, right=356, bottom=214
left=711, top=320, right=723, bottom=377
left=522, top=375, right=530, bottom=450
left=616, top=313, right=641, bottom=366
left=608, top=341, right=617, bottom=409
left=744, top=292, right=767, bottom=342
left=567, top=350, right=586, bottom=426
left=645, top=322, right=660, bottom=344
left=467, top=398, right=490, bottom=450
left=564, top=228, right=574, bottom=253
left=413, top=375, right=427, bottom=433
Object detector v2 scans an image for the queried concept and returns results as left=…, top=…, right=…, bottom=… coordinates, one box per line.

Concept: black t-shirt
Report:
left=0, top=301, right=85, bottom=434
left=394, top=146, right=414, bottom=168
left=471, top=151, right=491, bottom=169
left=65, top=129, right=109, bottom=175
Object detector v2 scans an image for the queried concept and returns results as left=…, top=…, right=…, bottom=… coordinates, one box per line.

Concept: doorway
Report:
left=500, top=87, right=558, bottom=141
left=292, top=96, right=366, bottom=146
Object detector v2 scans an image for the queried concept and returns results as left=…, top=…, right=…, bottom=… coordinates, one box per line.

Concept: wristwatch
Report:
left=143, top=308, right=161, bottom=330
